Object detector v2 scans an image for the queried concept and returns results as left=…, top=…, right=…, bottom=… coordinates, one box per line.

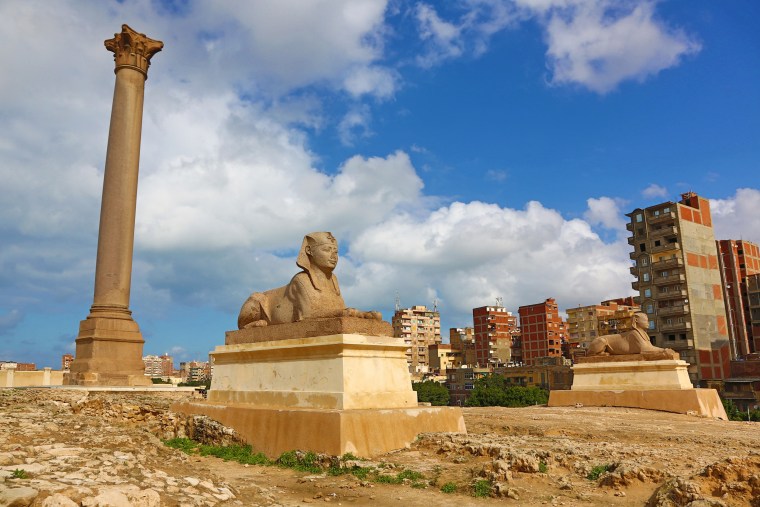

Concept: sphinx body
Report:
left=586, top=312, right=676, bottom=358
left=238, top=232, right=380, bottom=329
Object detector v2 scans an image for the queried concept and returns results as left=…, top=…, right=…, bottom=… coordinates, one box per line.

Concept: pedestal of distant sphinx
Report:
left=172, top=317, right=466, bottom=457
left=548, top=313, right=727, bottom=420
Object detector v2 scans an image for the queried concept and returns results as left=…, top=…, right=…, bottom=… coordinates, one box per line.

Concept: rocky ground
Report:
left=1, top=389, right=759, bottom=506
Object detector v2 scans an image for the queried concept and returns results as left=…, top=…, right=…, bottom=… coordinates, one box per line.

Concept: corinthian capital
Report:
left=105, top=24, right=163, bottom=78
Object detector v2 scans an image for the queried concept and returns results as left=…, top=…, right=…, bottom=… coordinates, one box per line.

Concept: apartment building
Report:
left=749, top=274, right=760, bottom=351
left=449, top=327, right=476, bottom=366
left=143, top=354, right=174, bottom=378
left=392, top=305, right=442, bottom=373
left=627, top=192, right=730, bottom=383
left=61, top=354, right=74, bottom=372
left=472, top=306, right=518, bottom=367
left=445, top=366, right=491, bottom=406
left=428, top=344, right=461, bottom=374
left=718, top=240, right=760, bottom=356
left=518, top=298, right=566, bottom=366
left=566, top=298, right=640, bottom=350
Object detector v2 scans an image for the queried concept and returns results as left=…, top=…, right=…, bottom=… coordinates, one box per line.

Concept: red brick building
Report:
left=518, top=298, right=566, bottom=366
left=718, top=240, right=760, bottom=356
left=472, top=306, right=517, bottom=367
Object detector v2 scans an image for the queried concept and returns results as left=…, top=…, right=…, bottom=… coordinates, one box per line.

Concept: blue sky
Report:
left=1, top=0, right=758, bottom=368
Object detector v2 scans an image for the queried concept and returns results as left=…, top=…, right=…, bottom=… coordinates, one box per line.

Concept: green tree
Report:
left=466, top=374, right=549, bottom=407
left=412, top=380, right=450, bottom=406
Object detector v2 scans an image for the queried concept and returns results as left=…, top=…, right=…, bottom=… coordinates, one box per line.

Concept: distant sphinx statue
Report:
left=586, top=312, right=678, bottom=359
left=238, top=232, right=381, bottom=329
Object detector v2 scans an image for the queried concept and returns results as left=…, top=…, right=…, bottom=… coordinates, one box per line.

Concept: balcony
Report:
left=658, top=304, right=690, bottom=317
left=632, top=281, right=640, bottom=291
left=653, top=273, right=686, bottom=286
left=658, top=289, right=688, bottom=300
left=629, top=265, right=638, bottom=276
left=649, top=225, right=678, bottom=238
left=626, top=222, right=634, bottom=232
left=627, top=236, right=636, bottom=245
left=651, top=241, right=680, bottom=254
left=652, top=257, right=683, bottom=270
left=648, top=211, right=676, bottom=224
left=659, top=321, right=692, bottom=332
left=667, top=338, right=695, bottom=350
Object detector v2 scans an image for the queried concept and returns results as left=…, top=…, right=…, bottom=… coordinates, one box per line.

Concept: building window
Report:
left=643, top=272, right=650, bottom=282
left=641, top=256, right=649, bottom=266
left=636, top=213, right=643, bottom=223
left=644, top=289, right=652, bottom=297
left=648, top=321, right=655, bottom=330
left=640, top=243, right=646, bottom=252
left=465, top=383, right=474, bottom=390
left=668, top=334, right=676, bottom=341
left=646, top=304, right=654, bottom=314
left=654, top=209, right=660, bottom=217
left=663, top=207, right=670, bottom=213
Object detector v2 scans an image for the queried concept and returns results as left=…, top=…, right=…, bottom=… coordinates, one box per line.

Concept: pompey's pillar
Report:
left=65, top=25, right=163, bottom=386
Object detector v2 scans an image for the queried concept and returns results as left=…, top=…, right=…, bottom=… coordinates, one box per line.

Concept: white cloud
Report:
left=337, top=105, right=373, bottom=146
left=343, top=66, right=398, bottom=99
left=530, top=0, right=702, bottom=93
left=584, top=196, right=626, bottom=231
left=344, top=200, right=634, bottom=327
left=415, top=3, right=464, bottom=67
left=711, top=188, right=760, bottom=243
left=642, top=183, right=668, bottom=199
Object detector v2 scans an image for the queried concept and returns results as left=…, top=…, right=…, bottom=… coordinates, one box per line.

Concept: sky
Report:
left=1, top=0, right=759, bottom=369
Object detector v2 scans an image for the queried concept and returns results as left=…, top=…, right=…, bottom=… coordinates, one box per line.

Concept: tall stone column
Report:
left=65, top=25, right=163, bottom=386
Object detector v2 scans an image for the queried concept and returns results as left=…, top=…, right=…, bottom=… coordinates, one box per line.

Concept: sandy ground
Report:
left=1, top=390, right=759, bottom=506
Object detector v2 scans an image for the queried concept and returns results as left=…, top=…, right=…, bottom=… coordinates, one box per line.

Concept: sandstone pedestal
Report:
left=66, top=311, right=150, bottom=386
left=172, top=317, right=466, bottom=457
left=548, top=355, right=727, bottom=420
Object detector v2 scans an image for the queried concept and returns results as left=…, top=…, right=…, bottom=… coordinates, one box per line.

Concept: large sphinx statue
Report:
left=586, top=312, right=678, bottom=359
left=238, top=232, right=381, bottom=329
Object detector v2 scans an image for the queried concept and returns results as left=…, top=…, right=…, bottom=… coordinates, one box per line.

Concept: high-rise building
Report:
left=392, top=305, right=442, bottom=373
left=143, top=354, right=174, bottom=378
left=472, top=306, right=518, bottom=367
left=449, top=327, right=476, bottom=366
left=518, top=298, right=566, bottom=366
left=717, top=240, right=760, bottom=356
left=61, top=354, right=74, bottom=372
left=627, top=192, right=730, bottom=383
left=566, top=299, right=640, bottom=350
left=749, top=274, right=760, bottom=351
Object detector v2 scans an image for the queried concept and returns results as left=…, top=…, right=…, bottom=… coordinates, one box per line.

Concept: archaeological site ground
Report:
left=1, top=389, right=758, bottom=506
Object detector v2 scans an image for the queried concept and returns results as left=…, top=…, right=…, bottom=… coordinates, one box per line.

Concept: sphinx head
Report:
left=297, top=232, right=339, bottom=274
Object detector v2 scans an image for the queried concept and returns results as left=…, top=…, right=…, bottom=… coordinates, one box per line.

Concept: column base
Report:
left=64, top=313, right=151, bottom=387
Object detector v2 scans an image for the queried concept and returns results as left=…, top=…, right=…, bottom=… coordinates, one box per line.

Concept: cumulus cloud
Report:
left=711, top=188, right=760, bottom=243
left=337, top=105, right=374, bottom=146
left=584, top=196, right=626, bottom=231
left=530, top=0, right=702, bottom=93
left=413, top=0, right=701, bottom=93
left=345, top=200, right=634, bottom=327
left=642, top=183, right=668, bottom=199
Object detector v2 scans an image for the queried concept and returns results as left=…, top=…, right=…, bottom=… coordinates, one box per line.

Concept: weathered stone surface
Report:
left=0, top=486, right=38, bottom=506
left=226, top=316, right=392, bottom=343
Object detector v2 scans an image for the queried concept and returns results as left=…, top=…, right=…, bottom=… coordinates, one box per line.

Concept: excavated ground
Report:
left=1, top=389, right=759, bottom=506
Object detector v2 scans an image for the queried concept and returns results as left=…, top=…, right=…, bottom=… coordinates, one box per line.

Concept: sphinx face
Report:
left=308, top=243, right=338, bottom=270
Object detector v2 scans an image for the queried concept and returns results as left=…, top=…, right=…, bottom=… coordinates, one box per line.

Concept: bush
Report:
left=440, top=482, right=457, bottom=494
left=472, top=479, right=492, bottom=497
left=412, top=380, right=450, bottom=406
left=587, top=464, right=613, bottom=480
left=465, top=374, right=549, bottom=407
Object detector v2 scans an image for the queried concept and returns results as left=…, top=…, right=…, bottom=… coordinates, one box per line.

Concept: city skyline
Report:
left=1, top=1, right=759, bottom=368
